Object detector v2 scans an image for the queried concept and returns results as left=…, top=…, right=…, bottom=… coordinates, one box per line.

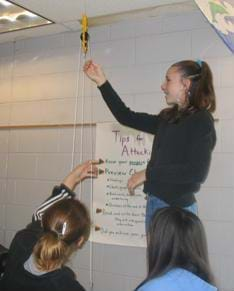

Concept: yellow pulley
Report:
left=80, top=15, right=89, bottom=55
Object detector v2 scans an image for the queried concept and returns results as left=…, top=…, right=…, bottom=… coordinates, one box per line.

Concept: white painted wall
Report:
left=0, top=8, right=234, bottom=291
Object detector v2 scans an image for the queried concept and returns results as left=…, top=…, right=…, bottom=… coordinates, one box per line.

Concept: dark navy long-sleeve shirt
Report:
left=99, top=81, right=216, bottom=206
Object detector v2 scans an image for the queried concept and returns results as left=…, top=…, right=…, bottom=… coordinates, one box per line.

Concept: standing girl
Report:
left=84, top=60, right=216, bottom=228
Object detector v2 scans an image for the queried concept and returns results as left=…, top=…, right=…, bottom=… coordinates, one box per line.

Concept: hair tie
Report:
left=61, top=221, right=67, bottom=236
left=48, top=221, right=67, bottom=240
left=195, top=59, right=203, bottom=68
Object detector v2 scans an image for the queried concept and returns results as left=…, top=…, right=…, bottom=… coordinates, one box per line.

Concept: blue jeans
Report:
left=145, top=195, right=198, bottom=231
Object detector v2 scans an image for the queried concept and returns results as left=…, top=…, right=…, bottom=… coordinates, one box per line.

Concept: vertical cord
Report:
left=4, top=41, right=16, bottom=246
left=82, top=1, right=94, bottom=287
left=87, top=44, right=94, bottom=291
left=70, top=43, right=82, bottom=174
left=78, top=53, right=86, bottom=201
left=72, top=9, right=94, bottom=289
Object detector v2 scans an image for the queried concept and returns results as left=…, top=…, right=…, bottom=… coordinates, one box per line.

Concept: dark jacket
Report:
left=99, top=81, right=216, bottom=206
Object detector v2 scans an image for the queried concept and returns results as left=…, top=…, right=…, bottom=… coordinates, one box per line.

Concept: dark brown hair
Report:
left=160, top=60, right=216, bottom=123
left=33, top=199, right=90, bottom=271
left=136, top=207, right=215, bottom=290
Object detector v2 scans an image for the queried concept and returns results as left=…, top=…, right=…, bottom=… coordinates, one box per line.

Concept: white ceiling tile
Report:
left=0, top=0, right=194, bottom=43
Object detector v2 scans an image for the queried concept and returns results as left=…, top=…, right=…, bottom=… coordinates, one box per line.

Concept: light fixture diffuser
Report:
left=0, top=0, right=53, bottom=34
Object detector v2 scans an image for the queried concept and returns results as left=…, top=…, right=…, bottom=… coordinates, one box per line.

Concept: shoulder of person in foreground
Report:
left=137, top=268, right=217, bottom=291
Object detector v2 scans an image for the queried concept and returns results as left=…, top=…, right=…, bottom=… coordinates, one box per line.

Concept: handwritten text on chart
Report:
left=93, top=123, right=153, bottom=247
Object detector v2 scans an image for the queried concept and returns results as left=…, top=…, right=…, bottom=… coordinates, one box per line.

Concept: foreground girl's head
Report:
left=147, top=207, right=214, bottom=284
left=33, top=199, right=90, bottom=271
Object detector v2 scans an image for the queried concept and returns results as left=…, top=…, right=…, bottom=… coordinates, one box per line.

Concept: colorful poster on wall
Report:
left=91, top=123, right=153, bottom=247
left=195, top=0, right=234, bottom=53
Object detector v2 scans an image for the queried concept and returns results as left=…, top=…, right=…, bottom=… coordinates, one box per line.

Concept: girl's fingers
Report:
left=87, top=159, right=104, bottom=165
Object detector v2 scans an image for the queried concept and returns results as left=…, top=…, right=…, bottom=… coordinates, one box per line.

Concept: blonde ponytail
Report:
left=33, top=231, right=68, bottom=271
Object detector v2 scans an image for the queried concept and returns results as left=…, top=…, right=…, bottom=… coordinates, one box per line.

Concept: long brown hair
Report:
left=136, top=207, right=215, bottom=290
left=160, top=60, right=216, bottom=123
left=33, top=199, right=90, bottom=271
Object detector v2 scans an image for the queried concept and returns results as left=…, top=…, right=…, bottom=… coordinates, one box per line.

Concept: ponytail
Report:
left=33, top=231, right=68, bottom=271
left=177, top=60, right=216, bottom=113
left=192, top=61, right=216, bottom=112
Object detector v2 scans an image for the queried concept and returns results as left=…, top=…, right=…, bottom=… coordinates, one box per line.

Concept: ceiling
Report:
left=0, top=0, right=195, bottom=44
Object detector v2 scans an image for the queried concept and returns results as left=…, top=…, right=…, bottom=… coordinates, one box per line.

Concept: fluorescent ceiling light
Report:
left=0, top=0, right=53, bottom=34
left=0, top=0, right=12, bottom=7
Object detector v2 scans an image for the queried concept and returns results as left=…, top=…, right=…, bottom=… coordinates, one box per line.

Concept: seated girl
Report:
left=0, top=160, right=98, bottom=291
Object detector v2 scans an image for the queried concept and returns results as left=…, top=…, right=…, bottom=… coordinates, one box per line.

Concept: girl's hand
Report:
left=83, top=60, right=107, bottom=86
left=127, top=170, right=146, bottom=195
left=63, top=160, right=100, bottom=190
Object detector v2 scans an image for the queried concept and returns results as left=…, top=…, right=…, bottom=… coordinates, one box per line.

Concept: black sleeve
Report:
left=146, top=113, right=216, bottom=184
left=98, top=81, right=161, bottom=134
left=32, top=184, right=76, bottom=222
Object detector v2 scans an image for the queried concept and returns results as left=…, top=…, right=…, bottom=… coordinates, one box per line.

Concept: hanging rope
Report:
left=70, top=44, right=82, bottom=173
left=71, top=13, right=95, bottom=291
left=81, top=15, right=95, bottom=291
left=71, top=15, right=90, bottom=173
left=72, top=13, right=103, bottom=291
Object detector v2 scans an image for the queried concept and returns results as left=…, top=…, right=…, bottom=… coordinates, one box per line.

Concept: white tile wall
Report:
left=16, top=128, right=60, bottom=153
left=92, top=39, right=135, bottom=68
left=5, top=204, right=32, bottom=230
left=0, top=79, right=12, bottom=103
left=220, top=255, right=234, bottom=290
left=191, top=27, right=232, bottom=58
left=0, top=8, right=234, bottom=291
left=7, top=153, right=37, bottom=179
left=133, top=93, right=165, bottom=114
left=205, top=153, right=234, bottom=188
left=12, top=72, right=78, bottom=101
left=5, top=179, right=55, bottom=207
left=36, top=153, right=72, bottom=180
left=0, top=43, right=14, bottom=57
left=110, top=20, right=137, bottom=40
left=0, top=104, right=11, bottom=126
left=133, top=17, right=163, bottom=37
left=0, top=56, right=13, bottom=80
left=90, top=26, right=110, bottom=43
left=0, top=153, right=8, bottom=178
left=162, top=10, right=208, bottom=32
left=219, top=57, right=234, bottom=87
left=0, top=130, right=9, bottom=153
left=10, top=101, right=45, bottom=125
left=0, top=179, right=7, bottom=204
left=108, top=64, right=163, bottom=95
left=136, top=31, right=191, bottom=64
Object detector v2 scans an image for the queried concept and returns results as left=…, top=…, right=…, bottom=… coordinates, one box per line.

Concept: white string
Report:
left=78, top=53, right=87, bottom=202
left=71, top=9, right=95, bottom=290
left=81, top=2, right=94, bottom=288
left=70, top=43, right=82, bottom=173
left=4, top=41, right=16, bottom=246
left=87, top=43, right=95, bottom=291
